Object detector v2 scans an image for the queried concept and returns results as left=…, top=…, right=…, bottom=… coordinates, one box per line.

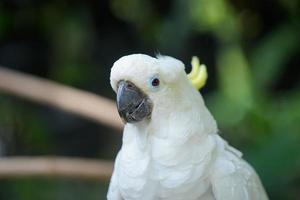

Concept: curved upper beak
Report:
left=116, top=80, right=153, bottom=123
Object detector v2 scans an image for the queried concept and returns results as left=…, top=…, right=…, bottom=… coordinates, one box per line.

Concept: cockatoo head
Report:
left=110, top=54, right=190, bottom=123
left=110, top=53, right=214, bottom=130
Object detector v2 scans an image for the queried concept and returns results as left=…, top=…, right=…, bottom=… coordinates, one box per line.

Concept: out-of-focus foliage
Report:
left=0, top=0, right=299, bottom=199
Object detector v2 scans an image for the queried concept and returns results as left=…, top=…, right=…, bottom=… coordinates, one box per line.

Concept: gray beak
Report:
left=116, top=80, right=153, bottom=123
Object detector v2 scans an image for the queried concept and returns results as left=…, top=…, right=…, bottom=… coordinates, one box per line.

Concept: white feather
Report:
left=107, top=54, right=268, bottom=200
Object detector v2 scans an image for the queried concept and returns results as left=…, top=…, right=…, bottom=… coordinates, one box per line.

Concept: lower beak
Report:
left=116, top=80, right=153, bottom=123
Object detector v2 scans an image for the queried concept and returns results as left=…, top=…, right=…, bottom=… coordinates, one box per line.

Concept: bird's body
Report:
left=108, top=54, right=268, bottom=200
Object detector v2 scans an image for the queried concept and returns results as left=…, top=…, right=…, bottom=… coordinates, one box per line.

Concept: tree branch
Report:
left=0, top=157, right=113, bottom=181
left=0, top=67, right=123, bottom=131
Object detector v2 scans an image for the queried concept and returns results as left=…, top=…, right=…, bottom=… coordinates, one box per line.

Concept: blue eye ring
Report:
left=148, top=76, right=160, bottom=91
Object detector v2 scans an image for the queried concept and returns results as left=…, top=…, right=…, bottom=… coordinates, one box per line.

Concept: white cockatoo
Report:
left=107, top=54, right=268, bottom=200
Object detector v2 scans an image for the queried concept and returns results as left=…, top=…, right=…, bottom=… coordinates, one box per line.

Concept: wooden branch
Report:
left=0, top=67, right=123, bottom=131
left=0, top=157, right=113, bottom=181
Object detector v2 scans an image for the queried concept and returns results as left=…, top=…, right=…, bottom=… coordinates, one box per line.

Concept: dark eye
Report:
left=151, top=78, right=160, bottom=87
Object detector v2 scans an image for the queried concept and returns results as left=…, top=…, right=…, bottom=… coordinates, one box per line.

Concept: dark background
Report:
left=0, top=0, right=299, bottom=199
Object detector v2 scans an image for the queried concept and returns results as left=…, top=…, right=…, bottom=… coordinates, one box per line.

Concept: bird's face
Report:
left=110, top=54, right=185, bottom=123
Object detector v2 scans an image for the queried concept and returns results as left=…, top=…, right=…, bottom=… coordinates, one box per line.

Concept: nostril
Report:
left=127, top=83, right=133, bottom=88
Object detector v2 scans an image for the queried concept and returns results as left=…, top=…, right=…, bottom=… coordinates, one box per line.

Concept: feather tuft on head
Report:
left=187, top=56, right=208, bottom=90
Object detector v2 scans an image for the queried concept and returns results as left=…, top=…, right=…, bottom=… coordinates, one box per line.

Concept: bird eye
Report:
left=148, top=76, right=160, bottom=91
left=151, top=78, right=160, bottom=87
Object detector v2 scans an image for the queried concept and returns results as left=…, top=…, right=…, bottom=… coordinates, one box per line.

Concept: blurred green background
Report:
left=0, top=0, right=299, bottom=199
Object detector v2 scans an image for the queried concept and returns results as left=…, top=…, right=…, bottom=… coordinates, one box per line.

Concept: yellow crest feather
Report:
left=187, top=56, right=207, bottom=90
